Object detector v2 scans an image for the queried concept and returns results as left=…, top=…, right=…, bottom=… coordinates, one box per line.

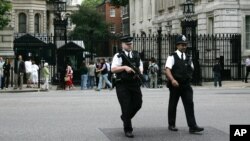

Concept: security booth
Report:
left=56, top=41, right=85, bottom=84
left=13, top=34, right=56, bottom=86
left=14, top=34, right=56, bottom=65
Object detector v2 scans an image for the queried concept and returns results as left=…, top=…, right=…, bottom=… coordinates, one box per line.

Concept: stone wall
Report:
left=0, top=28, right=14, bottom=58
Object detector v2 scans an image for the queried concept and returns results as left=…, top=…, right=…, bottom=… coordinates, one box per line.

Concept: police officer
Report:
left=111, top=35, right=143, bottom=138
left=165, top=35, right=204, bottom=133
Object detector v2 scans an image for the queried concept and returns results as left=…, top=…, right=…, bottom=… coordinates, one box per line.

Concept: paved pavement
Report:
left=0, top=80, right=249, bottom=93
left=0, top=85, right=250, bottom=141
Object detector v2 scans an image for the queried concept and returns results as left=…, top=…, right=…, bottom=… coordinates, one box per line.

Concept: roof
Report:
left=56, top=40, right=85, bottom=49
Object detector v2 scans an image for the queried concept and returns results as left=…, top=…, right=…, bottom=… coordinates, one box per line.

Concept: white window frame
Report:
left=110, top=8, right=116, bottom=17
left=110, top=24, right=115, bottom=33
left=34, top=13, right=40, bottom=33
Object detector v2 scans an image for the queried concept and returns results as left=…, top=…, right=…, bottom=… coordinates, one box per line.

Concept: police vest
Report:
left=171, top=53, right=193, bottom=83
left=100, top=63, right=108, bottom=75
left=116, top=51, right=140, bottom=82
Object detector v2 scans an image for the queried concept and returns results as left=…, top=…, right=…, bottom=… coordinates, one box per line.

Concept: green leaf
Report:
left=0, top=0, right=12, bottom=30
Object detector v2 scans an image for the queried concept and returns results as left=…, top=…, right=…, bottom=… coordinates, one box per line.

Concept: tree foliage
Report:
left=70, top=4, right=109, bottom=40
left=110, top=0, right=129, bottom=7
left=82, top=0, right=103, bottom=8
left=0, top=0, right=12, bottom=30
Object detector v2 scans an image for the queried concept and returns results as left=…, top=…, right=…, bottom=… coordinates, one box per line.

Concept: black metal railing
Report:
left=12, top=33, right=243, bottom=87
left=131, top=33, right=242, bottom=84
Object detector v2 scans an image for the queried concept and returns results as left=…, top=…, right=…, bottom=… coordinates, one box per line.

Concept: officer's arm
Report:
left=111, top=66, right=129, bottom=73
left=166, top=68, right=175, bottom=82
left=165, top=56, right=179, bottom=87
left=139, top=59, right=143, bottom=74
left=166, top=68, right=179, bottom=87
left=111, top=54, right=134, bottom=73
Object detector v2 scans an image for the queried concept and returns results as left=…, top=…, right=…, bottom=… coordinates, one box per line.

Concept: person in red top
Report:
left=65, top=64, right=74, bottom=90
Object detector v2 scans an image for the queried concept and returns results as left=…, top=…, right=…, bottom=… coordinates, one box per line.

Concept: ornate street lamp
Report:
left=47, top=0, right=68, bottom=87
left=181, top=0, right=201, bottom=85
left=183, top=0, right=195, bottom=21
left=182, top=0, right=196, bottom=35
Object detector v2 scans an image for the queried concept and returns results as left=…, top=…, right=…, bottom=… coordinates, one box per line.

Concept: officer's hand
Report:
left=124, top=66, right=135, bottom=73
left=171, top=79, right=179, bottom=87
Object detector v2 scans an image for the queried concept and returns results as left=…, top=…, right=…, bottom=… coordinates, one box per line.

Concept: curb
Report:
left=0, top=89, right=49, bottom=93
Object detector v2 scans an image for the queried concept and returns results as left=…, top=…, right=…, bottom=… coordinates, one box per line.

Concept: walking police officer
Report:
left=165, top=35, right=204, bottom=133
left=111, top=35, right=143, bottom=138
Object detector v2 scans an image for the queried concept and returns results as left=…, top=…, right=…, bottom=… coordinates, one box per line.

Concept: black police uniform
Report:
left=112, top=36, right=143, bottom=136
left=168, top=52, right=197, bottom=128
left=166, top=35, right=204, bottom=133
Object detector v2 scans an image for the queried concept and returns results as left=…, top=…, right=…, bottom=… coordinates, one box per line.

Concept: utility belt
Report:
left=115, top=78, right=140, bottom=85
left=167, top=79, right=191, bottom=88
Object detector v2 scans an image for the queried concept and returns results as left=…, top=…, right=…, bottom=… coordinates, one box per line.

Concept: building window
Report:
left=208, top=17, right=214, bottom=34
left=131, top=0, right=135, bottom=23
left=139, top=0, right=143, bottom=21
left=110, top=24, right=115, bottom=33
left=122, top=5, right=128, bottom=16
left=110, top=8, right=116, bottom=17
left=19, top=13, right=27, bottom=33
left=34, top=13, right=40, bottom=33
left=148, top=0, right=152, bottom=19
left=246, top=16, right=250, bottom=49
left=156, top=0, right=165, bottom=13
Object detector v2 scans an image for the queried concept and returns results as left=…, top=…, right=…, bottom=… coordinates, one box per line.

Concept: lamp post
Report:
left=157, top=27, right=162, bottom=87
left=181, top=0, right=201, bottom=85
left=48, top=0, right=67, bottom=88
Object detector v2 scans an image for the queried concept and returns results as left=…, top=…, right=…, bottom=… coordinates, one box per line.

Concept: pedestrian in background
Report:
left=95, top=59, right=101, bottom=88
left=41, top=62, right=50, bottom=91
left=148, top=57, right=159, bottom=88
left=65, top=63, right=74, bottom=90
left=213, top=59, right=222, bottom=87
left=3, top=58, right=11, bottom=89
left=87, top=61, right=95, bottom=89
left=80, top=61, right=88, bottom=90
left=244, top=55, right=250, bottom=83
left=142, top=59, right=149, bottom=88
left=96, top=58, right=112, bottom=91
left=0, top=57, right=5, bottom=89
left=106, top=58, right=112, bottom=82
left=165, top=35, right=204, bottom=134
left=111, top=35, right=143, bottom=138
left=14, top=55, right=25, bottom=90
left=31, top=60, right=39, bottom=88
left=25, top=58, right=32, bottom=88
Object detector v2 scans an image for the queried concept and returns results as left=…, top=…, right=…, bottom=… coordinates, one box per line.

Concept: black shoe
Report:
left=168, top=125, right=178, bottom=131
left=125, top=131, right=134, bottom=138
left=189, top=126, right=204, bottom=133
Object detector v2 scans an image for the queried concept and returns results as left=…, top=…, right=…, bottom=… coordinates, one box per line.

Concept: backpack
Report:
left=149, top=64, right=157, bottom=75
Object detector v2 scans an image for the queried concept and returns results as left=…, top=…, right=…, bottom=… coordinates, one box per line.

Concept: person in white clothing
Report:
left=245, top=55, right=250, bottom=83
left=31, top=61, right=39, bottom=87
left=0, top=57, right=5, bottom=89
left=25, top=58, right=32, bottom=88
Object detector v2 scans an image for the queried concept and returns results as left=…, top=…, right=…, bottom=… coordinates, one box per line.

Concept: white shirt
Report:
left=31, top=64, right=39, bottom=74
left=106, top=62, right=111, bottom=71
left=111, top=51, right=143, bottom=71
left=165, top=50, right=193, bottom=69
left=25, top=60, right=32, bottom=73
left=0, top=61, right=4, bottom=76
left=246, top=58, right=250, bottom=67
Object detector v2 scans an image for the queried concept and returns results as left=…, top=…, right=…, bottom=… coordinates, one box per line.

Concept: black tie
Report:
left=128, top=52, right=131, bottom=58
left=181, top=53, right=184, bottom=60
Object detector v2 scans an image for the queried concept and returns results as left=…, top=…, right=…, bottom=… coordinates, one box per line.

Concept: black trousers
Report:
left=168, top=84, right=197, bottom=128
left=116, top=82, right=142, bottom=132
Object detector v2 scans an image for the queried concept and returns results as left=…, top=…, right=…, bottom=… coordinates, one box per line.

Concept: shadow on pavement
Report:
left=100, top=127, right=228, bottom=141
